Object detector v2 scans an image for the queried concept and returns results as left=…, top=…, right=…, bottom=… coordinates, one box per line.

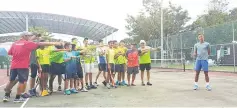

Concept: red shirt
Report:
left=8, top=39, right=38, bottom=69
left=126, top=50, right=139, bottom=67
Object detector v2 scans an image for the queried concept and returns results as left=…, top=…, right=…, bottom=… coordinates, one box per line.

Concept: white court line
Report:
left=20, top=98, right=29, bottom=108
left=0, top=83, right=7, bottom=88
left=0, top=82, right=30, bottom=108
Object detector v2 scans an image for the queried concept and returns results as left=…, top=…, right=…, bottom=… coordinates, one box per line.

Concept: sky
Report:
left=0, top=0, right=237, bottom=49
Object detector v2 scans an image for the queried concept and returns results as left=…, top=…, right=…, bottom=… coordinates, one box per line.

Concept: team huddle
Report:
left=2, top=32, right=159, bottom=103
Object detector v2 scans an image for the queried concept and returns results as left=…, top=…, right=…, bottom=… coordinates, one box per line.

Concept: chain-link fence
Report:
left=148, top=21, right=237, bottom=72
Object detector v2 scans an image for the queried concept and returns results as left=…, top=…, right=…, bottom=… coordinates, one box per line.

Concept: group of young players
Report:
left=2, top=31, right=159, bottom=103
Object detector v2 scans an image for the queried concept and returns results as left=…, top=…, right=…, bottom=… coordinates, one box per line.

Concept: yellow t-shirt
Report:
left=114, top=46, right=127, bottom=64
left=120, top=46, right=128, bottom=64
left=36, top=47, right=51, bottom=65
left=107, top=48, right=115, bottom=64
left=81, top=45, right=96, bottom=64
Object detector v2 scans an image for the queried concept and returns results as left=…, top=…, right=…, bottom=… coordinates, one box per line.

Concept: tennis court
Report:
left=0, top=68, right=237, bottom=107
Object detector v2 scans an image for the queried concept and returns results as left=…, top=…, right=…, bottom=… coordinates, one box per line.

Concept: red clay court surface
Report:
left=0, top=69, right=9, bottom=86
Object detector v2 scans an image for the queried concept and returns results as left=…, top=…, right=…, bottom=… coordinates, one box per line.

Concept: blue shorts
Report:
left=98, top=63, right=107, bottom=72
left=10, top=68, right=29, bottom=83
left=115, top=64, right=125, bottom=72
left=195, top=60, right=208, bottom=72
left=65, top=72, right=78, bottom=79
left=65, top=62, right=77, bottom=73
left=65, top=63, right=78, bottom=79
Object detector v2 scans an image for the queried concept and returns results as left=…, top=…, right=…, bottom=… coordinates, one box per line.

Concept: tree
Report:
left=193, top=0, right=229, bottom=28
left=229, top=8, right=237, bottom=21
left=125, top=0, right=190, bottom=42
left=208, top=0, right=229, bottom=12
left=29, top=27, right=53, bottom=40
left=121, top=37, right=134, bottom=45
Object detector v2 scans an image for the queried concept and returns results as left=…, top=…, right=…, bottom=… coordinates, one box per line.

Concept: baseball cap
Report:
left=140, top=40, right=146, bottom=44
left=20, top=31, right=33, bottom=37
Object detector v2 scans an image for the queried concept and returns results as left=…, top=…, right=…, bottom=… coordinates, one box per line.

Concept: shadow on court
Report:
left=0, top=69, right=237, bottom=107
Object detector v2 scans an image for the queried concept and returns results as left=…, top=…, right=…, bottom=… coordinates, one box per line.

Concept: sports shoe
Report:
left=106, top=84, right=111, bottom=89
left=147, top=82, right=152, bottom=86
left=41, top=90, right=49, bottom=96
left=13, top=97, right=26, bottom=103
left=3, top=96, right=10, bottom=102
left=94, top=82, right=99, bottom=86
left=4, top=89, right=12, bottom=98
left=90, top=85, right=97, bottom=89
left=64, top=89, right=71, bottom=95
left=86, top=85, right=91, bottom=90
left=102, top=81, right=107, bottom=86
left=32, top=88, right=37, bottom=96
left=206, top=85, right=212, bottom=91
left=58, top=86, right=62, bottom=91
left=193, top=85, right=198, bottom=90
left=29, top=89, right=36, bottom=96
left=111, top=85, right=118, bottom=88
left=70, top=88, right=78, bottom=93
left=21, top=93, right=31, bottom=98
left=80, top=87, right=88, bottom=92
left=122, top=80, right=128, bottom=86
left=115, top=81, right=119, bottom=85
left=141, top=82, right=145, bottom=86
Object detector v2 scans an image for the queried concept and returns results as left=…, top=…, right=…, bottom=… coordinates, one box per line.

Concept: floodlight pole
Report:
left=25, top=15, right=29, bottom=32
left=232, top=22, right=236, bottom=72
left=160, top=0, right=164, bottom=66
left=181, top=34, right=183, bottom=61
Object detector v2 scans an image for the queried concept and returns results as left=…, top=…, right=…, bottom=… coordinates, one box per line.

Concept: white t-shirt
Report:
left=96, top=46, right=107, bottom=63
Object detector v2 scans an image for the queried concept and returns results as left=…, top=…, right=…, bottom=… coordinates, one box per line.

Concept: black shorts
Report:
left=127, top=66, right=139, bottom=75
left=10, top=68, right=29, bottom=83
left=50, top=62, right=65, bottom=75
left=77, top=62, right=83, bottom=78
left=41, top=64, right=50, bottom=73
left=98, top=63, right=107, bottom=72
left=139, top=63, right=151, bottom=71
left=115, top=64, right=125, bottom=72
left=30, top=63, right=38, bottom=78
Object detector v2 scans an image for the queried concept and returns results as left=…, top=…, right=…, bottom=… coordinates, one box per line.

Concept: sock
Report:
left=15, top=95, right=20, bottom=99
left=90, top=82, right=92, bottom=86
left=86, top=83, right=88, bottom=86
left=194, top=82, right=198, bottom=85
left=206, top=83, right=209, bottom=86
left=5, top=93, right=10, bottom=97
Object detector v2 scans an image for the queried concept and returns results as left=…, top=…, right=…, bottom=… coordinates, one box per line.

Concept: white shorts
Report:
left=84, top=63, right=94, bottom=73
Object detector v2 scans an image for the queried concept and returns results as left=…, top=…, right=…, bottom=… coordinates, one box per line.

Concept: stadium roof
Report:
left=0, top=11, right=118, bottom=40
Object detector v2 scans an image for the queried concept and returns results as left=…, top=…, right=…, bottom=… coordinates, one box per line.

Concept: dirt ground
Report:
left=0, top=69, right=237, bottom=107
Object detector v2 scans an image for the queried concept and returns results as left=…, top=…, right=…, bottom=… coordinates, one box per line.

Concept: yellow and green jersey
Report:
left=36, top=47, right=51, bottom=65
left=114, top=46, right=127, bottom=64
left=81, top=45, right=97, bottom=64
left=138, top=46, right=152, bottom=64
